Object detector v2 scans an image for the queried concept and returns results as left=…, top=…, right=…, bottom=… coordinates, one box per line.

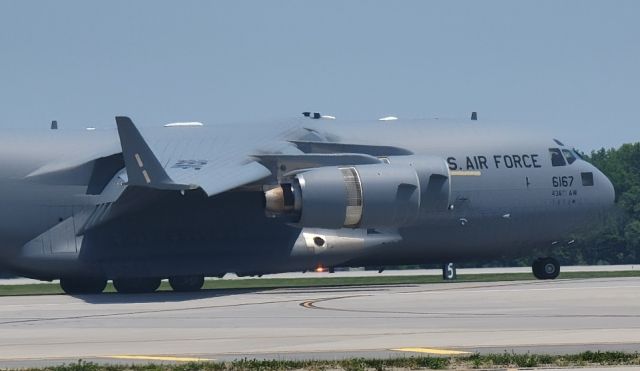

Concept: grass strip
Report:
left=1, top=270, right=640, bottom=296
left=11, top=351, right=640, bottom=371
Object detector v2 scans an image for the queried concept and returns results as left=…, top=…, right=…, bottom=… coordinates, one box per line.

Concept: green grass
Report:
left=13, top=351, right=640, bottom=371
left=1, top=270, right=640, bottom=296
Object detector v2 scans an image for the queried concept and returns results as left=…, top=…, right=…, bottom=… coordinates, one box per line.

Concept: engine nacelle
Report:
left=264, top=156, right=451, bottom=229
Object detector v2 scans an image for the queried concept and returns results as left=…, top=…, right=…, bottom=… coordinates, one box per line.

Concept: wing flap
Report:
left=290, top=140, right=413, bottom=156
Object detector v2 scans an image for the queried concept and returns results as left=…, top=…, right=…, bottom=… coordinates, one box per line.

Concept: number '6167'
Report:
left=552, top=176, right=574, bottom=187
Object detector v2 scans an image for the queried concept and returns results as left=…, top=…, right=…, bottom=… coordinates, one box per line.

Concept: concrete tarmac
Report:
left=0, top=277, right=639, bottom=368
left=2, top=265, right=639, bottom=285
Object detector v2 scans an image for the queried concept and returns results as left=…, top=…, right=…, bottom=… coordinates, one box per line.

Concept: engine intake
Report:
left=264, top=156, right=451, bottom=229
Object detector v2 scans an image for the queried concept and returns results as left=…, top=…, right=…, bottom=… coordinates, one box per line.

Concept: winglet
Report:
left=115, top=116, right=191, bottom=191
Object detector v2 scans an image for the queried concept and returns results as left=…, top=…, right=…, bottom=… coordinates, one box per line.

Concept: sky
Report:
left=0, top=1, right=638, bottom=151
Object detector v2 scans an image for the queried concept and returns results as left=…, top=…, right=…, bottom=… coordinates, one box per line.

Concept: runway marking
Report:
left=392, top=347, right=471, bottom=355
left=401, top=284, right=640, bottom=295
left=301, top=289, right=640, bottom=318
left=302, top=300, right=315, bottom=308
left=104, top=355, right=214, bottom=362
left=0, top=298, right=304, bottom=325
left=301, top=295, right=363, bottom=310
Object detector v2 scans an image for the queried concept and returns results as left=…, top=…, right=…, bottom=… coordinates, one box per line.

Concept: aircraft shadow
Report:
left=73, top=284, right=398, bottom=304
left=74, top=287, right=263, bottom=304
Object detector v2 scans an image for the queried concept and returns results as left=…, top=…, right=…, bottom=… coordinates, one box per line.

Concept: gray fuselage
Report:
left=0, top=118, right=615, bottom=280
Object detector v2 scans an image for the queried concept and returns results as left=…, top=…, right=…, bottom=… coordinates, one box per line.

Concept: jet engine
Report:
left=264, top=156, right=451, bottom=229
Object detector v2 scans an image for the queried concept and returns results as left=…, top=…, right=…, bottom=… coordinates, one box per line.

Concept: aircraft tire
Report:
left=532, top=257, right=560, bottom=280
left=169, top=275, right=205, bottom=292
left=113, top=277, right=161, bottom=294
left=60, top=277, right=107, bottom=295
left=532, top=259, right=543, bottom=279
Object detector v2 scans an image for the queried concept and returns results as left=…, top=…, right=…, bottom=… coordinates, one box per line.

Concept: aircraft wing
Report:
left=116, top=117, right=273, bottom=197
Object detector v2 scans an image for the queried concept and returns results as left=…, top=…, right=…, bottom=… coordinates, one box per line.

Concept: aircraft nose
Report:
left=603, top=173, right=616, bottom=205
left=594, top=167, right=616, bottom=207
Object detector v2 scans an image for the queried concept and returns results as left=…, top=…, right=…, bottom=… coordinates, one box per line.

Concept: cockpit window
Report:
left=573, top=149, right=585, bottom=160
left=549, top=148, right=566, bottom=167
left=562, top=149, right=577, bottom=165
left=582, top=172, right=594, bottom=186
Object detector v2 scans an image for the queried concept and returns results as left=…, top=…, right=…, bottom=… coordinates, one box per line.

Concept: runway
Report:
left=0, top=277, right=639, bottom=368
left=2, top=265, right=639, bottom=285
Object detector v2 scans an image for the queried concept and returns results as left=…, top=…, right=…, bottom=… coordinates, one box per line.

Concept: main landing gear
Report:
left=112, top=277, right=162, bottom=294
left=59, top=275, right=205, bottom=295
left=532, top=257, right=560, bottom=280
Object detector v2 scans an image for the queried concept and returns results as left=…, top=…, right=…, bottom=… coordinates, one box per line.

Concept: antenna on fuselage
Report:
left=50, top=120, right=58, bottom=130
left=302, top=112, right=335, bottom=120
left=471, top=112, right=478, bottom=121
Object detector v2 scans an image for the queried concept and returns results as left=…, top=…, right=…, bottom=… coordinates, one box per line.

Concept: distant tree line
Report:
left=563, top=143, right=640, bottom=265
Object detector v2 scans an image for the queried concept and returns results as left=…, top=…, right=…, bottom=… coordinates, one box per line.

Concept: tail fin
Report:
left=115, top=116, right=191, bottom=191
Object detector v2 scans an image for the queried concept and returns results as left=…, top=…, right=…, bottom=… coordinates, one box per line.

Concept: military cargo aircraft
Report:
left=0, top=114, right=615, bottom=294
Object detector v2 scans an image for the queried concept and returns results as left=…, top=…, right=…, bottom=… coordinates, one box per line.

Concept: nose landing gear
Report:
left=532, top=257, right=560, bottom=280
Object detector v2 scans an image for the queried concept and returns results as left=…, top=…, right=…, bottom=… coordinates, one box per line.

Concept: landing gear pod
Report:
left=264, top=156, right=451, bottom=229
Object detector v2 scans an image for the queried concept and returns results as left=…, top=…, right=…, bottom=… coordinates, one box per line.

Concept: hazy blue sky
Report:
left=0, top=1, right=638, bottom=151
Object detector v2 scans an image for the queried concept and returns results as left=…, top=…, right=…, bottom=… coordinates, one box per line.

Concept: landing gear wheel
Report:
left=60, top=277, right=107, bottom=295
left=113, top=277, right=161, bottom=294
left=532, top=257, right=560, bottom=280
left=169, top=275, right=205, bottom=292
left=532, top=259, right=543, bottom=279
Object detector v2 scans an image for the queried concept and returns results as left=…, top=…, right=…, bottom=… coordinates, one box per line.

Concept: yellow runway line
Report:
left=104, top=355, right=214, bottom=362
left=392, top=347, right=471, bottom=355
